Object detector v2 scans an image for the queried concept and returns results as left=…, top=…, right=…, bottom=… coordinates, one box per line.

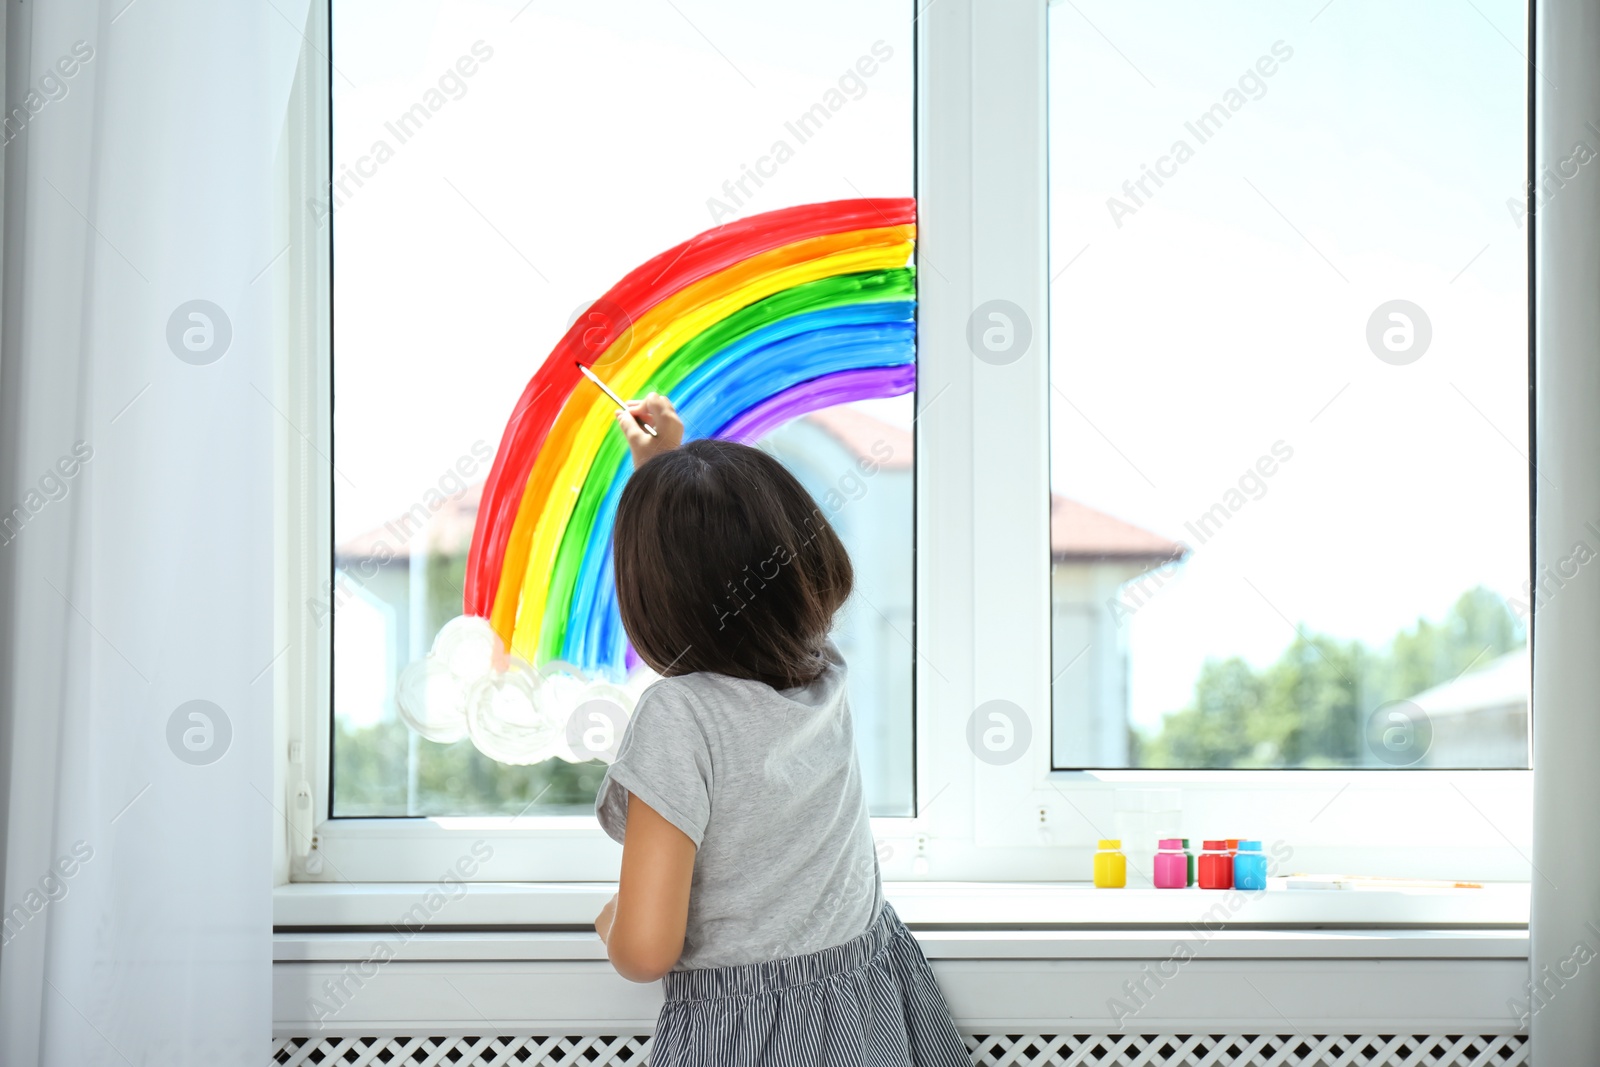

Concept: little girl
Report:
left=592, top=393, right=969, bottom=1067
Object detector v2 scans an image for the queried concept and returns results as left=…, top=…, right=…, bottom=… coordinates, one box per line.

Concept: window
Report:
left=285, top=0, right=1537, bottom=890
left=328, top=0, right=915, bottom=818
left=1047, top=0, right=1531, bottom=770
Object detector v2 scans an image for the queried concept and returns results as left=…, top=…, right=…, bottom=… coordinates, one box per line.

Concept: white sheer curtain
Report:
left=0, top=2, right=305, bottom=1063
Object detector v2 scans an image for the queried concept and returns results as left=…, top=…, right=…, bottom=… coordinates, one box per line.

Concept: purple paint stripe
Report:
left=716, top=364, right=916, bottom=445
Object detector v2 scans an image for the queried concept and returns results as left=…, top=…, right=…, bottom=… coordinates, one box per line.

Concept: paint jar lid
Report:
left=1180, top=838, right=1191, bottom=847
left=1225, top=838, right=1240, bottom=848
left=1096, top=839, right=1121, bottom=850
left=1157, top=838, right=1182, bottom=850
left=1202, top=839, right=1227, bottom=850
left=1237, top=840, right=1263, bottom=851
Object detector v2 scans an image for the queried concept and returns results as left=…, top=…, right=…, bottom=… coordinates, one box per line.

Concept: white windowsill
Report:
left=273, top=879, right=1530, bottom=932
left=274, top=926, right=1528, bottom=964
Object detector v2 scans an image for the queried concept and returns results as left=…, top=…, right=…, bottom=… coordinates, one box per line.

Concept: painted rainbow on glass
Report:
left=463, top=197, right=917, bottom=679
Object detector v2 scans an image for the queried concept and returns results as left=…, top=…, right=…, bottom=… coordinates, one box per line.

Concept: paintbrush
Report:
left=576, top=362, right=657, bottom=437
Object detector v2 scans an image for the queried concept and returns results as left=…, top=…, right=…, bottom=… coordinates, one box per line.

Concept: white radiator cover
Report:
left=272, top=931, right=1531, bottom=1062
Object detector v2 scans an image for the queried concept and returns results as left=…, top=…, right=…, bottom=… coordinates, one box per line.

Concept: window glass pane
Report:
left=1048, top=1, right=1530, bottom=769
left=331, top=0, right=914, bottom=815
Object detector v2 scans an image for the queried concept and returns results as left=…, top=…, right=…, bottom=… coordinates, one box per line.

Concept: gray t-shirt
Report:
left=595, top=642, right=884, bottom=970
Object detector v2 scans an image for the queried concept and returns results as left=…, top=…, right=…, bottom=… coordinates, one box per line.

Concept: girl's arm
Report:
left=596, top=791, right=696, bottom=983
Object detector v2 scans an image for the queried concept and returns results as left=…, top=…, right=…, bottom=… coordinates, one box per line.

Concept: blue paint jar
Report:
left=1234, top=840, right=1268, bottom=891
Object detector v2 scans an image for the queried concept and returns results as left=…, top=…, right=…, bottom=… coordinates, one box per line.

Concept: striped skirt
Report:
left=651, top=903, right=970, bottom=1067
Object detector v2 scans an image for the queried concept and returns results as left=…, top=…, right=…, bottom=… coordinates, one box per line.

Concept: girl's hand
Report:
left=618, top=392, right=683, bottom=468
left=595, top=893, right=618, bottom=945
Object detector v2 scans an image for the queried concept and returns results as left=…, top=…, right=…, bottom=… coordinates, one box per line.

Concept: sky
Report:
left=1046, top=0, right=1530, bottom=726
left=329, top=0, right=914, bottom=545
left=330, top=0, right=1530, bottom=735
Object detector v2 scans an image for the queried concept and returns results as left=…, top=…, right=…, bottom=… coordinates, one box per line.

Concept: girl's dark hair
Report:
left=612, top=439, right=853, bottom=690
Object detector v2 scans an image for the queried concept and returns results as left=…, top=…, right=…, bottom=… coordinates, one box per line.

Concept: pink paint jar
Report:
left=1153, top=838, right=1187, bottom=889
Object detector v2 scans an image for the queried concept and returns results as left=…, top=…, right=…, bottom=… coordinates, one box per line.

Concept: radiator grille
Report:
left=272, top=1032, right=1529, bottom=1066
left=963, top=1034, right=1529, bottom=1066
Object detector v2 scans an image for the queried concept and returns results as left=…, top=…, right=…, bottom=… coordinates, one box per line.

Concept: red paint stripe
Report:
left=463, top=197, right=916, bottom=617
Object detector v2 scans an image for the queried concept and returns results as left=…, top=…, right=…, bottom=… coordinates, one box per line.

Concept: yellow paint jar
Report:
left=1093, top=839, right=1126, bottom=888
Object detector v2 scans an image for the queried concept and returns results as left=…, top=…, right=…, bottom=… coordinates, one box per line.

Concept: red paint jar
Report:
left=1198, top=839, right=1233, bottom=890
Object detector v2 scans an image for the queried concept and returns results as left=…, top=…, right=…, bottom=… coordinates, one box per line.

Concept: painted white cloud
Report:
left=396, top=615, right=649, bottom=765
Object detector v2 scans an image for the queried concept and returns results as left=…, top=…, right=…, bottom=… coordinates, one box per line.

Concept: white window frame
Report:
left=277, top=0, right=1535, bottom=896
